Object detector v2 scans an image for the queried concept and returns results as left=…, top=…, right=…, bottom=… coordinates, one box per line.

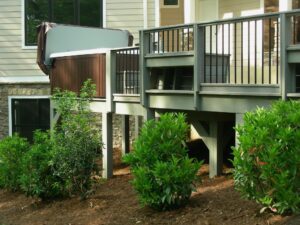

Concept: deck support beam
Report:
left=122, top=115, right=130, bottom=155
left=135, top=116, right=143, bottom=139
left=191, top=120, right=224, bottom=178
left=102, top=112, right=113, bottom=179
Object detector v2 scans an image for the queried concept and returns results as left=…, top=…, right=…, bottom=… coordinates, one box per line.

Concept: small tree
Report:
left=51, top=79, right=102, bottom=199
left=233, top=100, right=300, bottom=214
left=124, top=113, right=202, bottom=210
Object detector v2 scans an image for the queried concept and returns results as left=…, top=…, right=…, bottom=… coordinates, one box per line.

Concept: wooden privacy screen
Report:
left=50, top=54, right=106, bottom=98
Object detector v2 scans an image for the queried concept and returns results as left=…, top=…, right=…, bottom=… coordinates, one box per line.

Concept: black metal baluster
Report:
left=262, top=19, right=265, bottom=84
left=177, top=28, right=179, bottom=52
left=116, top=52, right=119, bottom=93
left=204, top=26, right=206, bottom=83
left=241, top=22, right=244, bottom=84
left=125, top=50, right=128, bottom=94
left=228, top=23, right=231, bottom=82
left=167, top=30, right=170, bottom=52
left=248, top=21, right=250, bottom=84
left=255, top=20, right=257, bottom=84
left=222, top=23, right=224, bottom=83
left=182, top=27, right=184, bottom=51
left=157, top=31, right=160, bottom=54
left=187, top=27, right=190, bottom=51
left=216, top=24, right=218, bottom=83
left=210, top=25, right=212, bottom=83
left=172, top=29, right=174, bottom=52
left=234, top=22, right=237, bottom=84
left=276, top=17, right=279, bottom=84
left=162, top=30, right=165, bottom=53
left=137, top=48, right=140, bottom=93
left=268, top=18, right=272, bottom=84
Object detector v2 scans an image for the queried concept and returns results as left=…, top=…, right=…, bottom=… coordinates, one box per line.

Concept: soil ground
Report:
left=0, top=149, right=299, bottom=225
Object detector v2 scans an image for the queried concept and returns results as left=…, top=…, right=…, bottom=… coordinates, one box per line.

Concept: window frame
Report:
left=160, top=0, right=179, bottom=9
left=22, top=0, right=104, bottom=48
left=8, top=96, right=50, bottom=137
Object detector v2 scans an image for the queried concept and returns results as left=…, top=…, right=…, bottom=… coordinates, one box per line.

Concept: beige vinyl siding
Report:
left=106, top=0, right=144, bottom=44
left=147, top=0, right=156, bottom=28
left=0, top=0, right=44, bottom=78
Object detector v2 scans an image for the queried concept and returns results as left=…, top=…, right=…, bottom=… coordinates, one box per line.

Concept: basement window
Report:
left=10, top=98, right=50, bottom=142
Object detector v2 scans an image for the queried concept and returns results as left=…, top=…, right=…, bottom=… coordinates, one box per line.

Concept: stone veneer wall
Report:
left=0, top=83, right=137, bottom=149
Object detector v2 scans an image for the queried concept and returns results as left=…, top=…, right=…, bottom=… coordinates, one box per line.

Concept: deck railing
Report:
left=146, top=24, right=194, bottom=54
left=115, top=47, right=140, bottom=94
left=141, top=10, right=300, bottom=89
left=200, top=13, right=280, bottom=85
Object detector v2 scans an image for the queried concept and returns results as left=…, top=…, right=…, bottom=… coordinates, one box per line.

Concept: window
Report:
left=24, top=0, right=103, bottom=46
left=11, top=98, right=50, bottom=142
left=163, top=0, right=178, bottom=5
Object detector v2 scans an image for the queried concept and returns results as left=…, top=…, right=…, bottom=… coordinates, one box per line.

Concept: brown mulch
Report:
left=0, top=149, right=299, bottom=225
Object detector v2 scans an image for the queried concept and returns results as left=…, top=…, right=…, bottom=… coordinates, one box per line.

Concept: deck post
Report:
left=134, top=116, right=142, bottom=139
left=143, top=108, right=155, bottom=121
left=106, top=50, right=116, bottom=112
left=207, top=121, right=223, bottom=178
left=140, top=30, right=151, bottom=107
left=280, top=12, right=292, bottom=99
left=191, top=119, right=223, bottom=178
left=235, top=113, right=244, bottom=148
left=121, top=115, right=130, bottom=155
left=50, top=100, right=60, bottom=131
left=102, top=112, right=113, bottom=179
left=194, top=24, right=205, bottom=110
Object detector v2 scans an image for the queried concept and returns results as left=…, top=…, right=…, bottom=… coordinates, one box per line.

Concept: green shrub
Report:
left=0, top=135, right=29, bottom=191
left=19, top=130, right=64, bottom=199
left=233, top=100, right=300, bottom=214
left=123, top=113, right=202, bottom=210
left=51, top=79, right=102, bottom=199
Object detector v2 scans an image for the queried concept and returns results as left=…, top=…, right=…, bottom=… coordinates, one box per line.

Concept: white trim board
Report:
left=8, top=95, right=50, bottom=136
left=0, top=76, right=50, bottom=84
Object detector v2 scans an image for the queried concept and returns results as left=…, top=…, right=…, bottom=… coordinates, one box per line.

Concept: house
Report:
left=1, top=0, right=300, bottom=178
left=0, top=0, right=156, bottom=143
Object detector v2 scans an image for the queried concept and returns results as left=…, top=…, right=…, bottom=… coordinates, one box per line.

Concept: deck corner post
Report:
left=140, top=30, right=150, bottom=107
left=106, top=50, right=116, bottom=112
left=193, top=24, right=204, bottom=110
left=121, top=115, right=130, bottom=155
left=102, top=112, right=113, bottom=179
left=280, top=12, right=292, bottom=100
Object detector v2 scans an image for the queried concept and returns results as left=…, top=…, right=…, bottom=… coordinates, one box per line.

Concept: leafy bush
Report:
left=51, top=79, right=102, bottom=199
left=123, top=113, right=202, bottom=210
left=0, top=135, right=29, bottom=191
left=19, top=130, right=64, bottom=199
left=233, top=100, right=300, bottom=214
